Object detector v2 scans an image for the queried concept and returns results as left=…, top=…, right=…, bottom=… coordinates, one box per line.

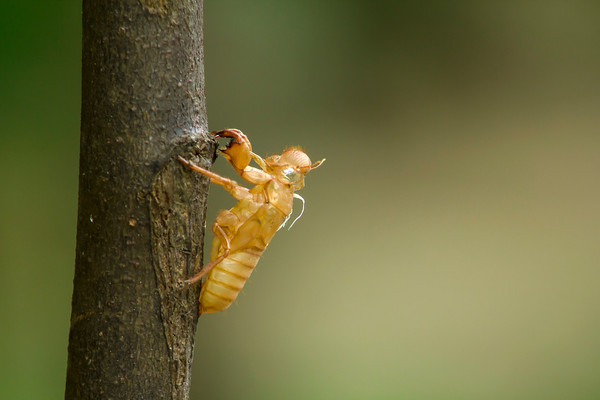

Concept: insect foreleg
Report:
left=209, top=132, right=272, bottom=186
left=250, top=152, right=267, bottom=170
left=238, top=167, right=271, bottom=186
left=219, top=149, right=271, bottom=186
left=185, top=223, right=231, bottom=285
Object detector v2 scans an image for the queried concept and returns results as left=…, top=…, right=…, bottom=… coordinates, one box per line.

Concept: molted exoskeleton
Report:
left=178, top=129, right=324, bottom=315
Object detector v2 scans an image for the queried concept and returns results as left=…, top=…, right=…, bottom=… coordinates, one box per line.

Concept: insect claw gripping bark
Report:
left=179, top=130, right=324, bottom=315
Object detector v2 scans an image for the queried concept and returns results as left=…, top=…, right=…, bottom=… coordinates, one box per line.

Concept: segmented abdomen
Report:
left=199, top=249, right=263, bottom=314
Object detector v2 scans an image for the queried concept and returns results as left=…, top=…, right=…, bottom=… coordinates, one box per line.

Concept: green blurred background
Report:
left=2, top=1, right=600, bottom=399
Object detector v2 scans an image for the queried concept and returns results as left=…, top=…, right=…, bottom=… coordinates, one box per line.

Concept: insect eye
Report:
left=282, top=167, right=299, bottom=182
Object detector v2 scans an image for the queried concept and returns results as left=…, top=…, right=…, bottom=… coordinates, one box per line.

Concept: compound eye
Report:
left=282, top=167, right=300, bottom=183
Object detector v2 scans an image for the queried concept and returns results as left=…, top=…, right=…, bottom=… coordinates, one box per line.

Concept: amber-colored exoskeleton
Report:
left=178, top=129, right=324, bottom=315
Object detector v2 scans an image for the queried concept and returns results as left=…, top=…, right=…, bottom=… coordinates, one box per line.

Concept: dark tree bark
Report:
left=65, top=1, right=214, bottom=399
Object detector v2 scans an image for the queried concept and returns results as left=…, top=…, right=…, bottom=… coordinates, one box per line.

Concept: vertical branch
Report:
left=65, top=1, right=212, bottom=399
left=149, top=145, right=213, bottom=398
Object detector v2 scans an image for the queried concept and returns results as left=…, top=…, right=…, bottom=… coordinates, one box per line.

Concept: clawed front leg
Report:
left=213, top=129, right=252, bottom=174
left=212, top=129, right=271, bottom=185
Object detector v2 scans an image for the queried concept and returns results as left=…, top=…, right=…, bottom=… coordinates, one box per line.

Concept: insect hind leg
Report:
left=185, top=223, right=230, bottom=285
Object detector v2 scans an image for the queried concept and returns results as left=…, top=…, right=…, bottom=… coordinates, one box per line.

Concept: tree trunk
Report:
left=65, top=1, right=213, bottom=399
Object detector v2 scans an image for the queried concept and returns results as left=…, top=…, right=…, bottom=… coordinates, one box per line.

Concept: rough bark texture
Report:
left=65, top=1, right=214, bottom=399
